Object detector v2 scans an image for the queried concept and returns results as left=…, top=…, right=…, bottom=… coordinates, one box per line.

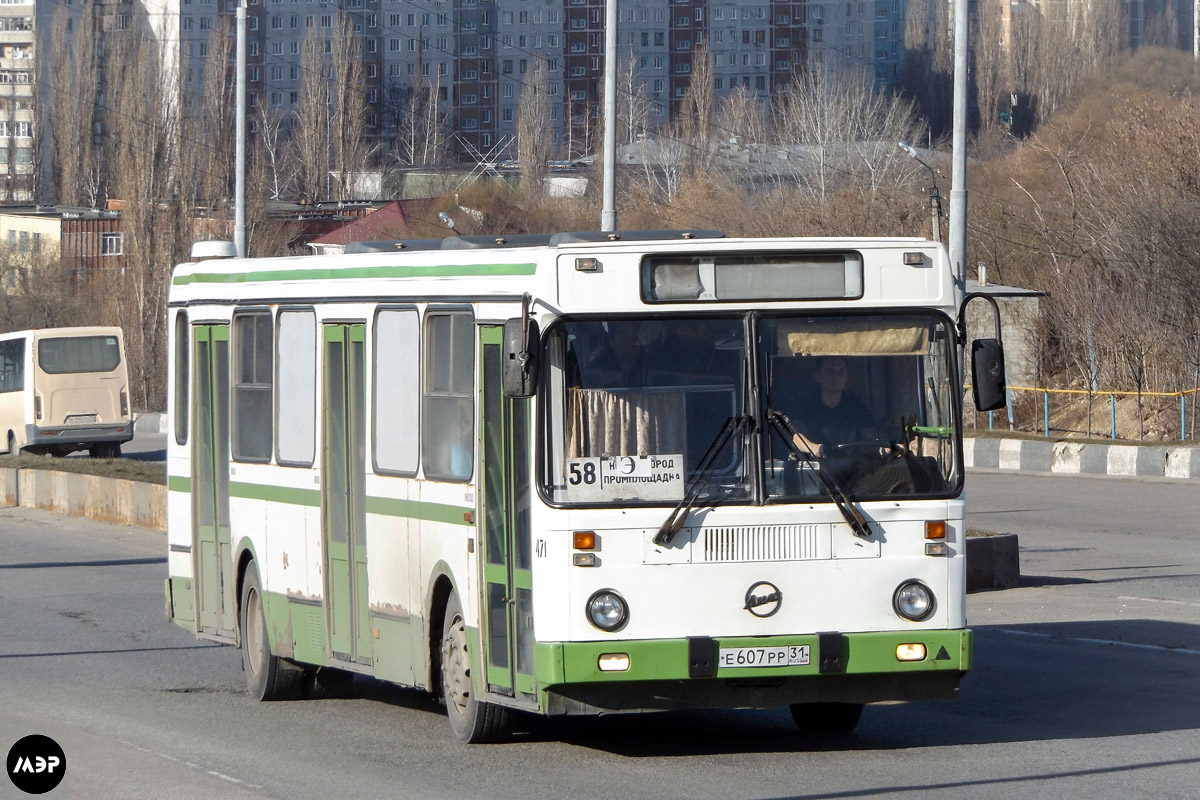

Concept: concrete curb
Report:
left=0, top=467, right=165, bottom=530
left=965, top=437, right=1200, bottom=480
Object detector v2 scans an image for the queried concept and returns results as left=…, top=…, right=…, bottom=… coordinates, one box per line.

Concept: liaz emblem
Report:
left=744, top=581, right=783, bottom=618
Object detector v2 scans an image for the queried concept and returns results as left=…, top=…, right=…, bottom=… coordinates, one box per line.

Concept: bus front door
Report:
left=322, top=323, right=371, bottom=665
left=193, top=324, right=236, bottom=640
left=479, top=326, right=536, bottom=700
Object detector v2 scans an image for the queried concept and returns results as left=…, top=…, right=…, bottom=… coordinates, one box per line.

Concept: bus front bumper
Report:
left=536, top=629, right=971, bottom=715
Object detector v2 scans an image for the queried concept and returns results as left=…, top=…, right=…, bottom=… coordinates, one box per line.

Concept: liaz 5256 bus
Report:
left=0, top=326, right=133, bottom=458
left=164, top=231, right=1006, bottom=742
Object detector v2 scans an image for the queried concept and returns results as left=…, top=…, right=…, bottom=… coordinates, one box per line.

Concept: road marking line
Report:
left=121, top=741, right=265, bottom=791
left=996, top=628, right=1200, bottom=656
left=1118, top=595, right=1200, bottom=608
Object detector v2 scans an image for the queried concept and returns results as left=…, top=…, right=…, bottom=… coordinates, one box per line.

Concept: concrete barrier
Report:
left=968, top=437, right=1200, bottom=480
left=966, top=532, right=1020, bottom=592
left=0, top=467, right=165, bottom=530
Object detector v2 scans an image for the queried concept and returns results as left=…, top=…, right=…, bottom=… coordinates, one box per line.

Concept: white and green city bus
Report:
left=164, top=231, right=1006, bottom=742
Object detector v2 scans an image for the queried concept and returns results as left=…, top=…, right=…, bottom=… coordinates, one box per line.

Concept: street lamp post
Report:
left=899, top=141, right=942, bottom=243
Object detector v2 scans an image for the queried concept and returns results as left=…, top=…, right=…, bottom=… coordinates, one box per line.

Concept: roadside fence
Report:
left=965, top=386, right=1200, bottom=442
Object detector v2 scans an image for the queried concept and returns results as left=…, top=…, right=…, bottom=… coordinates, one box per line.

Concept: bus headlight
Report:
left=586, top=590, right=628, bottom=632
left=893, top=581, right=935, bottom=622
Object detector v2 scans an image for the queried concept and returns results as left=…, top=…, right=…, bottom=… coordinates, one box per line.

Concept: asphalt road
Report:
left=1, top=473, right=1198, bottom=800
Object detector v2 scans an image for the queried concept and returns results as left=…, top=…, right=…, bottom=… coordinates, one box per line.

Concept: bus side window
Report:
left=0, top=338, right=24, bottom=393
left=422, top=310, right=473, bottom=482
left=174, top=313, right=189, bottom=445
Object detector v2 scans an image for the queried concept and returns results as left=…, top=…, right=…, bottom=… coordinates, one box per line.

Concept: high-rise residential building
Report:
left=0, top=0, right=39, bottom=202
left=164, top=0, right=907, bottom=162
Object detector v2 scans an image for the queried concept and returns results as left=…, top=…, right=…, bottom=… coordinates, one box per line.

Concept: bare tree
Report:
left=292, top=26, right=331, bottom=201
left=395, top=74, right=450, bottom=167
left=104, top=28, right=190, bottom=409
left=517, top=61, right=552, bottom=193
left=45, top=5, right=101, bottom=207
left=329, top=10, right=368, bottom=199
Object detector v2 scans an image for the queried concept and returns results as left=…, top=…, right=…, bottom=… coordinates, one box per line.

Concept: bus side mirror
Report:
left=971, top=339, right=1007, bottom=412
left=503, top=317, right=540, bottom=398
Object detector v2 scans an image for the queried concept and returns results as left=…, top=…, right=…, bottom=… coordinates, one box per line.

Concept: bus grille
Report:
left=700, top=525, right=825, bottom=563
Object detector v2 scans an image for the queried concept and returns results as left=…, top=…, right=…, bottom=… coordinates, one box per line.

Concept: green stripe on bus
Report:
left=167, top=475, right=191, bottom=493
left=365, top=496, right=474, bottom=526
left=224, top=480, right=472, bottom=524
left=538, top=629, right=972, bottom=685
left=172, top=262, right=538, bottom=286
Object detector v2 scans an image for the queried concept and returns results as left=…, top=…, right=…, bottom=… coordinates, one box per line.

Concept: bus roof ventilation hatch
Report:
left=344, top=239, right=445, bottom=254
left=548, top=230, right=726, bottom=246
left=440, top=234, right=553, bottom=249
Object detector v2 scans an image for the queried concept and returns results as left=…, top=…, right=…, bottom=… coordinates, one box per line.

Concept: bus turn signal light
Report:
left=925, top=521, right=946, bottom=540
left=573, top=531, right=596, bottom=550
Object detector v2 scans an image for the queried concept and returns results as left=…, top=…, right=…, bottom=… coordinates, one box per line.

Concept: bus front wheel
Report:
left=240, top=566, right=303, bottom=701
left=439, top=591, right=511, bottom=743
left=789, top=702, right=863, bottom=735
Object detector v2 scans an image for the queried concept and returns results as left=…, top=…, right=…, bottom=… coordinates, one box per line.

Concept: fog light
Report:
left=896, top=643, right=927, bottom=661
left=598, top=653, right=630, bottom=672
left=586, top=589, right=628, bottom=631
left=925, top=542, right=949, bottom=556
left=572, top=553, right=596, bottom=567
left=893, top=580, right=935, bottom=621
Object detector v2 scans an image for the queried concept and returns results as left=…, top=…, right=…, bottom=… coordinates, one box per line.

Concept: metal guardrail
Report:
left=965, top=386, right=1200, bottom=442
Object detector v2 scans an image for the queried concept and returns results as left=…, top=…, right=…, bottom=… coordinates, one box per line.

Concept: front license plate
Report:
left=718, top=645, right=810, bottom=669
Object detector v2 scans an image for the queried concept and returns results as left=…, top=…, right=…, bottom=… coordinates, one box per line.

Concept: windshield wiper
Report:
left=766, top=409, right=872, bottom=539
left=654, top=414, right=749, bottom=547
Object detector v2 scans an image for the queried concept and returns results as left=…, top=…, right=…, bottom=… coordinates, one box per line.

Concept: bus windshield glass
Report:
left=760, top=313, right=959, bottom=501
left=541, top=313, right=960, bottom=506
left=38, top=335, right=123, bottom=374
left=543, top=317, right=749, bottom=505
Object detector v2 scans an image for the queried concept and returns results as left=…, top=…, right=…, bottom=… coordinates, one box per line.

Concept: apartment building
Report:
left=163, top=0, right=907, bottom=161
left=0, top=0, right=38, bottom=202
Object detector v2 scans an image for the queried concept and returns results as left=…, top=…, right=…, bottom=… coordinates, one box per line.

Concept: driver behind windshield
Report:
left=788, top=356, right=915, bottom=494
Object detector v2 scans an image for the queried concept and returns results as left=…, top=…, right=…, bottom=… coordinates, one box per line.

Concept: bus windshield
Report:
left=38, top=336, right=122, bottom=374
left=544, top=317, right=749, bottom=505
left=760, top=313, right=960, bottom=501
left=543, top=313, right=959, bottom=506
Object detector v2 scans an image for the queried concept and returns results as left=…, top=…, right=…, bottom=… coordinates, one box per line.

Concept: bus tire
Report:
left=302, top=666, right=354, bottom=699
left=240, top=565, right=303, bottom=701
left=89, top=442, right=121, bottom=459
left=789, top=702, right=863, bottom=735
left=439, top=591, right=511, bottom=743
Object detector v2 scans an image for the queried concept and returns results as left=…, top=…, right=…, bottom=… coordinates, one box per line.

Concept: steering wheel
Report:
left=823, top=438, right=901, bottom=458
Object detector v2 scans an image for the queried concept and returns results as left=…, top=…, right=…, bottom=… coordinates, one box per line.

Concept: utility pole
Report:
left=234, top=0, right=247, bottom=257
left=949, top=0, right=968, bottom=297
left=600, top=0, right=617, bottom=231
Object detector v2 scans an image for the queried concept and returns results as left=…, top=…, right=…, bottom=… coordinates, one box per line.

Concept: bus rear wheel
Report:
left=439, top=591, right=511, bottom=743
left=240, top=566, right=303, bottom=701
left=789, top=702, right=863, bottom=735
left=89, top=442, right=121, bottom=459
